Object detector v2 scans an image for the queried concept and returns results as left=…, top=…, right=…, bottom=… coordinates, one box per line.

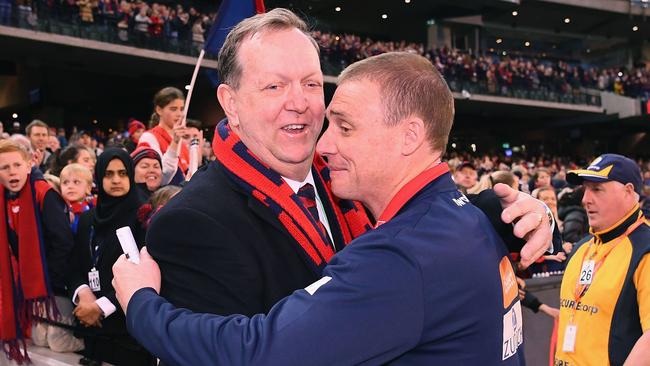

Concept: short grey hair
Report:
left=217, top=8, right=319, bottom=89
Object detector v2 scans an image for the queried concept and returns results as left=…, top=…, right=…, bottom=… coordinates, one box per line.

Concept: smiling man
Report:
left=140, top=9, right=373, bottom=322
left=111, top=52, right=546, bottom=365
left=137, top=7, right=550, bottom=328
left=555, top=154, right=650, bottom=366
left=26, top=119, right=51, bottom=171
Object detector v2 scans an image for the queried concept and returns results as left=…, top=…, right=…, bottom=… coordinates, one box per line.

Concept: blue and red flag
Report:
left=204, top=0, right=265, bottom=86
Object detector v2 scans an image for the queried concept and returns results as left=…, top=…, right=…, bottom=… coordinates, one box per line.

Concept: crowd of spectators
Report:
left=447, top=150, right=650, bottom=277
left=1, top=0, right=217, bottom=53
left=0, top=100, right=219, bottom=364
left=2, top=1, right=648, bottom=101
left=314, top=31, right=650, bottom=100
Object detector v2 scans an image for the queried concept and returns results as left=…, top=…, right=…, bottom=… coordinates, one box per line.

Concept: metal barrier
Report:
left=523, top=275, right=562, bottom=366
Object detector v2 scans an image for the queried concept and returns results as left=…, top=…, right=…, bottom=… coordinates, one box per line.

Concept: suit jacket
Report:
left=147, top=161, right=348, bottom=317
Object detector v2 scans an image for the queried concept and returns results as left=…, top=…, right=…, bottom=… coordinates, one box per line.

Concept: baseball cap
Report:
left=457, top=161, right=475, bottom=170
left=566, top=154, right=642, bottom=195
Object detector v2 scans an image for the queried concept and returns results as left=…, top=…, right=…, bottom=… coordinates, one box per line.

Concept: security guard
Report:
left=556, top=154, right=650, bottom=366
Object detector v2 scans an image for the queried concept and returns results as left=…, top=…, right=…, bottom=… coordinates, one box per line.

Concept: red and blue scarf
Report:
left=0, top=174, right=57, bottom=364
left=212, top=120, right=371, bottom=273
left=69, top=196, right=96, bottom=234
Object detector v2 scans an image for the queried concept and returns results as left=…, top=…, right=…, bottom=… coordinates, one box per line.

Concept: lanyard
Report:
left=571, top=215, right=646, bottom=321
left=88, top=226, right=101, bottom=268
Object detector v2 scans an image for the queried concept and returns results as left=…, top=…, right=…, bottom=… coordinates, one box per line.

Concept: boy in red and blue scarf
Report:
left=0, top=139, right=74, bottom=363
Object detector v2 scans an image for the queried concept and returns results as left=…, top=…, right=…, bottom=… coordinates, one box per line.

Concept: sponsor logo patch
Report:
left=499, top=256, right=518, bottom=308
left=502, top=302, right=523, bottom=360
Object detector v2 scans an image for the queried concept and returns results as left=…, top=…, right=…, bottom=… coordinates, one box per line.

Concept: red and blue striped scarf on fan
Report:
left=0, top=175, right=58, bottom=364
left=212, top=119, right=372, bottom=274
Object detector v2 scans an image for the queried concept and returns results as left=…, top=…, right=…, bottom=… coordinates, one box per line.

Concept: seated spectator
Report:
left=191, top=17, right=204, bottom=50
left=57, top=128, right=68, bottom=148
left=137, top=184, right=181, bottom=229
left=453, top=161, right=477, bottom=193
left=491, top=170, right=519, bottom=190
left=138, top=87, right=188, bottom=185
left=67, top=148, right=152, bottom=366
left=76, top=0, right=94, bottom=24
left=467, top=170, right=517, bottom=194
left=26, top=119, right=51, bottom=171
left=557, top=186, right=589, bottom=253
left=201, top=140, right=216, bottom=163
left=60, top=163, right=95, bottom=234
left=70, top=130, right=93, bottom=148
left=50, top=144, right=96, bottom=176
left=528, top=167, right=552, bottom=192
left=182, top=118, right=203, bottom=177
left=125, top=119, right=146, bottom=153
left=0, top=139, right=75, bottom=362
left=530, top=186, right=567, bottom=271
left=131, top=146, right=163, bottom=199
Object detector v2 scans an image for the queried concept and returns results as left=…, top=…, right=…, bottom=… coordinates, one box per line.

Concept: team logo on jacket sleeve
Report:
left=499, top=256, right=518, bottom=307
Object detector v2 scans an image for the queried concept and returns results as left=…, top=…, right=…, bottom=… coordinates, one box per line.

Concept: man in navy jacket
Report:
left=112, top=52, right=540, bottom=365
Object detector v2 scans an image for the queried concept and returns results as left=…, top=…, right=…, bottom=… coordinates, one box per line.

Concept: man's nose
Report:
left=316, top=125, right=336, bottom=156
left=285, top=84, right=308, bottom=113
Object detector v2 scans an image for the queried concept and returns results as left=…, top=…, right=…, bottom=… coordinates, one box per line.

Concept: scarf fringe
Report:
left=30, top=297, right=61, bottom=323
left=2, top=339, right=30, bottom=365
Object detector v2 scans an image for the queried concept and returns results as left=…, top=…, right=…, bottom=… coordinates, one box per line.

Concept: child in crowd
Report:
left=0, top=140, right=78, bottom=361
left=60, top=163, right=96, bottom=234
left=137, top=185, right=181, bottom=228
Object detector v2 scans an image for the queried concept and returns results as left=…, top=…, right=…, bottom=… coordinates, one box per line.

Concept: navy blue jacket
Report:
left=127, top=171, right=524, bottom=365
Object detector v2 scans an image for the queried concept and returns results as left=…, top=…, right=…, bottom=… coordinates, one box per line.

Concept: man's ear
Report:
left=402, top=116, right=426, bottom=156
left=625, top=182, right=639, bottom=200
left=216, top=84, right=239, bottom=127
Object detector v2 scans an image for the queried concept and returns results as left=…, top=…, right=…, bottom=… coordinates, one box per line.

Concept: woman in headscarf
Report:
left=67, top=148, right=153, bottom=366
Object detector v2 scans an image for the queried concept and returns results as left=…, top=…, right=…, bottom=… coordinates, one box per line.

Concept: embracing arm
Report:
left=115, top=237, right=424, bottom=366
left=470, top=184, right=553, bottom=267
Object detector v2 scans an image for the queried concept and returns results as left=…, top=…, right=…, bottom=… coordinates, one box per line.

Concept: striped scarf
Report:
left=212, top=120, right=371, bottom=273
left=0, top=175, right=57, bottom=364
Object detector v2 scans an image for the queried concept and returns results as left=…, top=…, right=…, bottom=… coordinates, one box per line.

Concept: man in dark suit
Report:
left=144, top=8, right=552, bottom=323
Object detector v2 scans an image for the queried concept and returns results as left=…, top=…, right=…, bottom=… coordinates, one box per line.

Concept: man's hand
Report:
left=32, top=149, right=44, bottom=167
left=112, top=247, right=161, bottom=314
left=493, top=183, right=552, bottom=268
left=544, top=252, right=567, bottom=263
